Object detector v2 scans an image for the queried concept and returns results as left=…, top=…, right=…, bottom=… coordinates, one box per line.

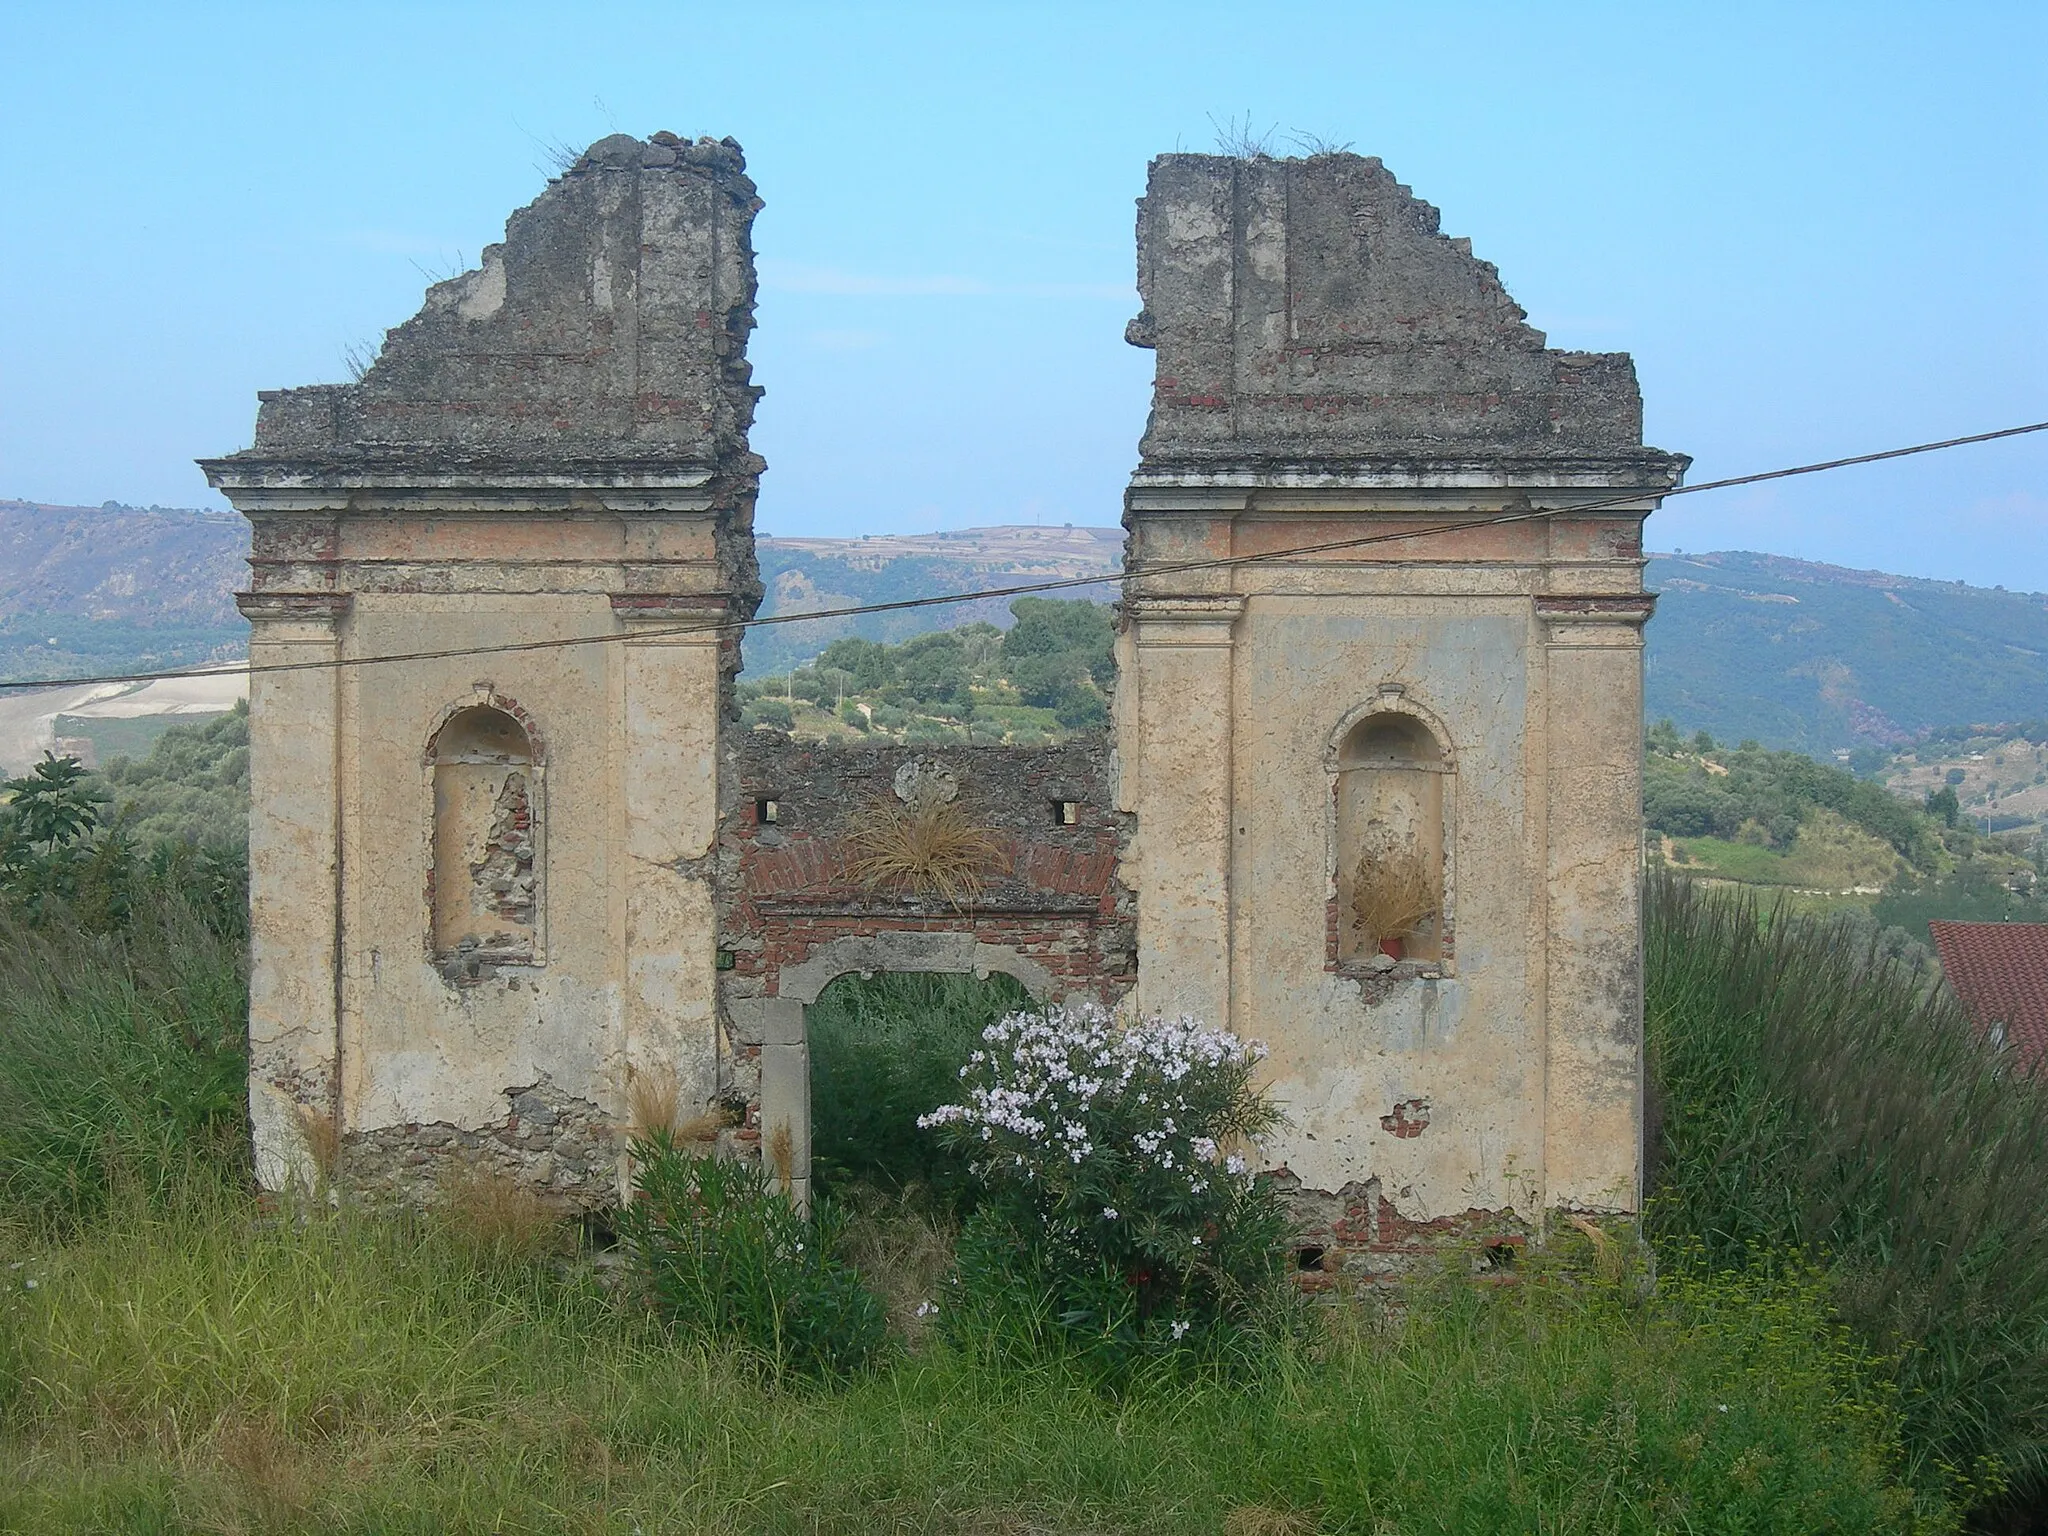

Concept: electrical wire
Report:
left=2, top=416, right=2043, bottom=693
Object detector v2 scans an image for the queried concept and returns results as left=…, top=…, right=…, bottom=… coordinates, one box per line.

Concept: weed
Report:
left=846, top=792, right=1005, bottom=905
left=807, top=969, right=1032, bottom=1206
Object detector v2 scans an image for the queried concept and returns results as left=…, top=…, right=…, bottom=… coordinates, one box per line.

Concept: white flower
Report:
left=915, top=1301, right=937, bottom=1318
left=1170, top=1319, right=1191, bottom=1339
left=1102, top=1207, right=1118, bottom=1220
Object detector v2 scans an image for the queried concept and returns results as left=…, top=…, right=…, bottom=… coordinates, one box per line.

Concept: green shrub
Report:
left=924, top=1002, right=1296, bottom=1376
left=1647, top=870, right=2048, bottom=1505
left=745, top=697, right=794, bottom=730
left=807, top=970, right=1031, bottom=1206
left=617, top=1133, right=889, bottom=1379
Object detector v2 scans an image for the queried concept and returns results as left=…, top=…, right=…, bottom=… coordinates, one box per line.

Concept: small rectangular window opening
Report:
left=1055, top=800, right=1080, bottom=826
left=756, top=798, right=779, bottom=825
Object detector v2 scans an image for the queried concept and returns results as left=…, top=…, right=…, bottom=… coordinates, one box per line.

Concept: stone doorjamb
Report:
left=753, top=932, right=1059, bottom=1207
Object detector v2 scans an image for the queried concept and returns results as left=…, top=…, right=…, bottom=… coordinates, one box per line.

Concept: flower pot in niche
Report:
left=1379, top=936, right=1405, bottom=960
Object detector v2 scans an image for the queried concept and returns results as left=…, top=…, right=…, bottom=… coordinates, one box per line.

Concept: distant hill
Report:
left=0, top=500, right=248, bottom=683
left=4, top=498, right=2042, bottom=755
left=747, top=524, right=1121, bottom=677
left=1645, top=551, right=2048, bottom=753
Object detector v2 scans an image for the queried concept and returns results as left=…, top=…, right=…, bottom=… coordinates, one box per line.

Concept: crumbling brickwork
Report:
left=712, top=732, right=1135, bottom=1203
left=1127, top=153, right=1648, bottom=462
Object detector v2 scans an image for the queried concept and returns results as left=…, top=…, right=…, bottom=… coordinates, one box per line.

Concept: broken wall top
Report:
left=1128, top=153, right=1680, bottom=472
left=226, top=134, right=762, bottom=476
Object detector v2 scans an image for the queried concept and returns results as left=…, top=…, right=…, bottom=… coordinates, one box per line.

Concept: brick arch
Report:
left=422, top=688, right=548, bottom=765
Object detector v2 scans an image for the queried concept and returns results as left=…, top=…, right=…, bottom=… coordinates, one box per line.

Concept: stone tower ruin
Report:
left=1116, top=153, right=1686, bottom=1244
left=206, top=137, right=1684, bottom=1265
left=203, top=133, right=766, bottom=1195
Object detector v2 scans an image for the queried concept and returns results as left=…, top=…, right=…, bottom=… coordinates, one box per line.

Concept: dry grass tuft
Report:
left=1222, top=1507, right=1319, bottom=1536
left=213, top=1418, right=323, bottom=1527
left=293, top=1102, right=340, bottom=1189
left=1351, top=849, right=1438, bottom=949
left=847, top=793, right=1005, bottom=906
left=766, top=1121, right=795, bottom=1192
left=624, top=1064, right=681, bottom=1140
left=839, top=1201, right=959, bottom=1345
left=433, top=1159, right=572, bottom=1266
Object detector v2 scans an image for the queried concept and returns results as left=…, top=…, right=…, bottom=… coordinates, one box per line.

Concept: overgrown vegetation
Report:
left=618, top=1132, right=891, bottom=1379
left=738, top=596, right=1114, bottom=743
left=807, top=970, right=1032, bottom=1206
left=0, top=1167, right=1941, bottom=1532
left=4, top=699, right=2035, bottom=1526
left=1646, top=871, right=2048, bottom=1512
left=0, top=752, right=247, bottom=1233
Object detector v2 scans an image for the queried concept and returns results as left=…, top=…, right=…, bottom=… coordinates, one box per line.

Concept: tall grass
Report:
left=1646, top=870, right=2048, bottom=1500
left=0, top=891, right=247, bottom=1232
left=807, top=970, right=1031, bottom=1205
left=0, top=1173, right=1940, bottom=1533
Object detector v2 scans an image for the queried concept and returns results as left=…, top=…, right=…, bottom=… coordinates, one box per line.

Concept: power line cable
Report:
left=2, top=416, right=2043, bottom=694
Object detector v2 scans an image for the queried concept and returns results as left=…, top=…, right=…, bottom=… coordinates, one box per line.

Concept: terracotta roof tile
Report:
left=1931, top=921, right=2048, bottom=1071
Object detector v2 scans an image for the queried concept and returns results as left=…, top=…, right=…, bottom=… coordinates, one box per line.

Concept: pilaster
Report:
left=234, top=591, right=351, bottom=1190
left=612, top=594, right=730, bottom=1129
left=1537, top=595, right=1655, bottom=1212
left=1123, top=593, right=1244, bottom=1029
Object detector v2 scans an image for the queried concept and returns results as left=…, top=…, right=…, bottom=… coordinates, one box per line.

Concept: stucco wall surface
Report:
left=203, top=133, right=763, bottom=1202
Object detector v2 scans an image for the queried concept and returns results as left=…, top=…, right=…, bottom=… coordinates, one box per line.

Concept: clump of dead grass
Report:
left=839, top=1199, right=959, bottom=1346
left=847, top=792, right=1005, bottom=906
left=1350, top=849, right=1438, bottom=950
left=293, top=1101, right=340, bottom=1190
left=433, top=1158, right=573, bottom=1267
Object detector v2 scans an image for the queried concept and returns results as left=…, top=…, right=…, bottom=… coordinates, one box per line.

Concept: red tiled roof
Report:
left=1931, top=922, right=2048, bottom=1071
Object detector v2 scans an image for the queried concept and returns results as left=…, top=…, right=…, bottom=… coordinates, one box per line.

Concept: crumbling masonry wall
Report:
left=204, top=133, right=765, bottom=1203
left=1116, top=152, right=1687, bottom=1274
left=715, top=734, right=1135, bottom=1206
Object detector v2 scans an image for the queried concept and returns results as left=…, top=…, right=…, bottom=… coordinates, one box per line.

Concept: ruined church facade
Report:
left=204, top=134, right=1683, bottom=1266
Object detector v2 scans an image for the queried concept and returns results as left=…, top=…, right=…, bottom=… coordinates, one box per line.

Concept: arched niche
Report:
left=427, top=702, right=542, bottom=964
left=1332, top=703, right=1452, bottom=964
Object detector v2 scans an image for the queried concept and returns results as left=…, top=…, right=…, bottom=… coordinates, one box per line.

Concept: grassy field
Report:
left=0, top=1176, right=1940, bottom=1534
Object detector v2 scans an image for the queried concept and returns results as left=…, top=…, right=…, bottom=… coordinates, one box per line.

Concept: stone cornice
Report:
left=1534, top=593, right=1657, bottom=625
left=608, top=593, right=735, bottom=626
left=235, top=591, right=353, bottom=623
left=199, top=453, right=738, bottom=516
left=1129, top=450, right=1688, bottom=496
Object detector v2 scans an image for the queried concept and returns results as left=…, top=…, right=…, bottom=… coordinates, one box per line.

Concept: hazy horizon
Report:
left=4, top=3, right=2044, bottom=589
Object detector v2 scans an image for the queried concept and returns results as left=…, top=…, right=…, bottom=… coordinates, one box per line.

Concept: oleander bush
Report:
left=922, top=1001, right=1298, bottom=1375
left=617, top=1130, right=890, bottom=1379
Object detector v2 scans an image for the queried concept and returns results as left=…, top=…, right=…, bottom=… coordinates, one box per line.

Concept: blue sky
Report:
left=3, top=3, right=2045, bottom=588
